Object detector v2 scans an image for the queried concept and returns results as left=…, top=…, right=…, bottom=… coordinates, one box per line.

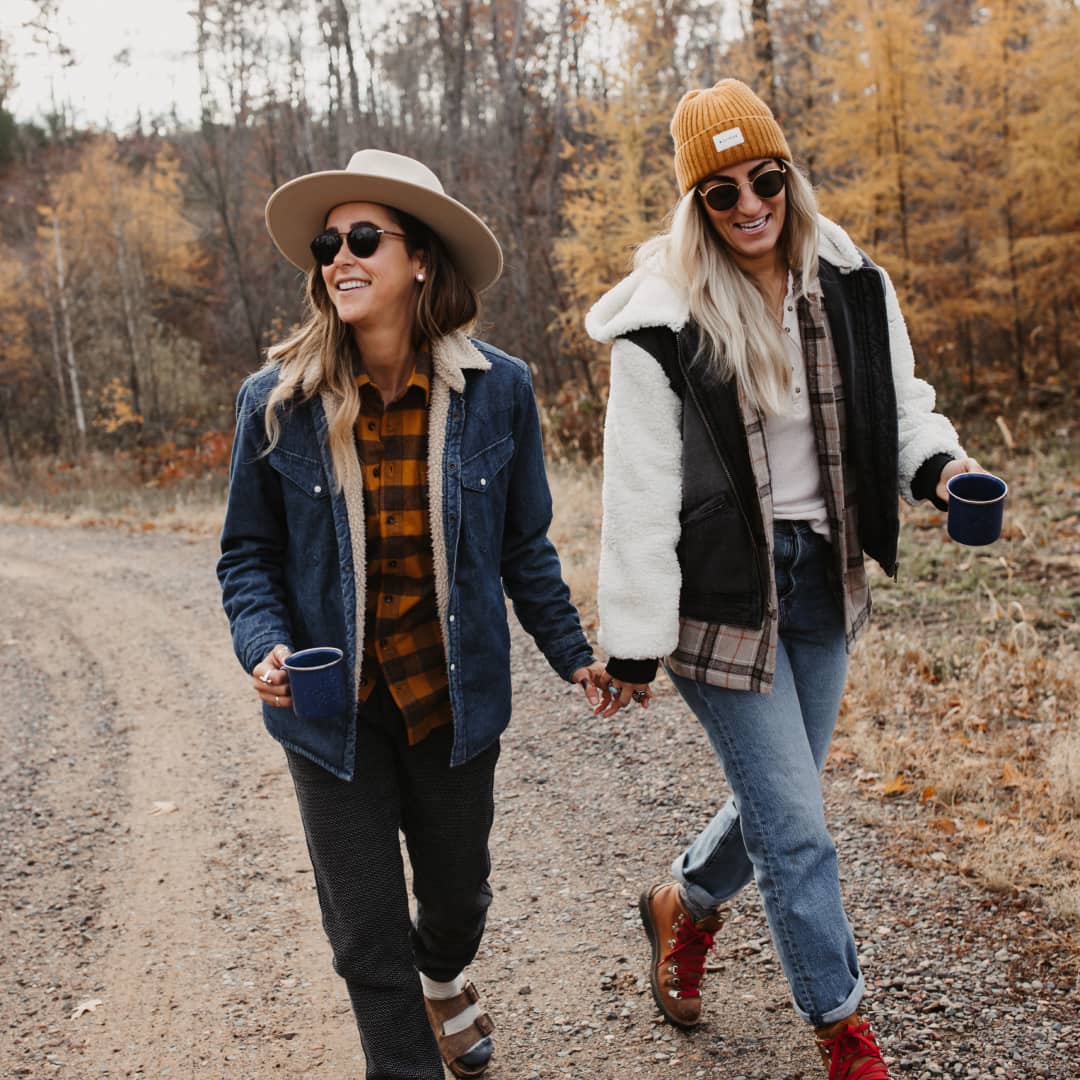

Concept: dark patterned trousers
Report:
left=286, top=678, right=500, bottom=1079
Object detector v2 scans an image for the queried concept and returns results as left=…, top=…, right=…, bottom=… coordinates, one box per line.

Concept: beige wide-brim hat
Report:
left=265, top=149, right=503, bottom=292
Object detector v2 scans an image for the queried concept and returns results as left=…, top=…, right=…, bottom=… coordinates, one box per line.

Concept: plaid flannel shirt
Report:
left=668, top=284, right=872, bottom=692
left=355, top=350, right=452, bottom=744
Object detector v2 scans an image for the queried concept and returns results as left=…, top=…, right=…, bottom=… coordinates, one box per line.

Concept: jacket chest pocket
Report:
left=269, top=448, right=330, bottom=499
left=461, top=433, right=515, bottom=494
left=268, top=449, right=332, bottom=552
left=460, top=433, right=515, bottom=557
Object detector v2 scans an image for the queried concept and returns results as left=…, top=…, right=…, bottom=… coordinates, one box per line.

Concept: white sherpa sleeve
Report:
left=597, top=336, right=684, bottom=662
left=881, top=266, right=965, bottom=502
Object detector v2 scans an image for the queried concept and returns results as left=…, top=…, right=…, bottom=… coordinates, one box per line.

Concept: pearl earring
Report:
left=416, top=272, right=426, bottom=283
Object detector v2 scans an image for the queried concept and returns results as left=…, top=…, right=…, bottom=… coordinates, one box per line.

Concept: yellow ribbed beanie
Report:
left=671, top=79, right=792, bottom=194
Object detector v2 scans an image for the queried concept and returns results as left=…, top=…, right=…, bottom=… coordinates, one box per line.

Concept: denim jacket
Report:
left=218, top=332, right=593, bottom=778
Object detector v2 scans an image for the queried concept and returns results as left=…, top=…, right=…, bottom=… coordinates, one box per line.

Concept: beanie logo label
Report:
left=712, top=126, right=745, bottom=153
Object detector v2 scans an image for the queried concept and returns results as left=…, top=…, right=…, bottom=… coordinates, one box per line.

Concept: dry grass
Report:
left=837, top=435, right=1078, bottom=926
left=0, top=450, right=227, bottom=535
left=548, top=434, right=1079, bottom=928
left=547, top=461, right=603, bottom=636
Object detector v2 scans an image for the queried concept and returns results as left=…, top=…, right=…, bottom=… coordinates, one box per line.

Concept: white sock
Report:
left=420, top=972, right=487, bottom=1047
left=420, top=972, right=465, bottom=999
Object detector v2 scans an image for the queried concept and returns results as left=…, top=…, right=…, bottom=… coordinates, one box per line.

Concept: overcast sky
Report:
left=1, top=0, right=201, bottom=129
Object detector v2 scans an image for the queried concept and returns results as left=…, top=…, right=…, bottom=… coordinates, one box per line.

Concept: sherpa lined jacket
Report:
left=586, top=216, right=964, bottom=692
left=218, top=332, right=594, bottom=778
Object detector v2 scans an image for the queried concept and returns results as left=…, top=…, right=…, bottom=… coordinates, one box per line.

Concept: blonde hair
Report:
left=262, top=209, right=479, bottom=489
left=635, top=161, right=820, bottom=416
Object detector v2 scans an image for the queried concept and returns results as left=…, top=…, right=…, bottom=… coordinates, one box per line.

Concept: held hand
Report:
left=252, top=644, right=292, bottom=708
left=571, top=660, right=609, bottom=708
left=937, top=457, right=985, bottom=505
left=593, top=679, right=652, bottom=719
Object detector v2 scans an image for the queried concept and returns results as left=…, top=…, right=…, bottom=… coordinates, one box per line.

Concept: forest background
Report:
left=0, top=0, right=1076, bottom=940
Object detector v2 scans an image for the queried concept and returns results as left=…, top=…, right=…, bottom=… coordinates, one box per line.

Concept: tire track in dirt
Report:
left=1, top=526, right=361, bottom=1078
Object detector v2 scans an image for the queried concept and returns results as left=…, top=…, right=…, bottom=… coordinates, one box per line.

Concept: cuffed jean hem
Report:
left=672, top=847, right=749, bottom=920
left=798, top=973, right=865, bottom=1028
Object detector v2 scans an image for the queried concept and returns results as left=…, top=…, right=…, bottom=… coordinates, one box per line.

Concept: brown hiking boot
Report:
left=639, top=882, right=722, bottom=1028
left=815, top=1014, right=890, bottom=1079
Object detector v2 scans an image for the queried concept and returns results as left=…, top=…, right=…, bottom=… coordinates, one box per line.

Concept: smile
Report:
left=337, top=279, right=371, bottom=291
left=733, top=215, right=771, bottom=234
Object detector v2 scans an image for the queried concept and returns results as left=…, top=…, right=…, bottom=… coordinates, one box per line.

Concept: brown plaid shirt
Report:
left=668, top=284, right=872, bottom=692
left=355, top=351, right=452, bottom=744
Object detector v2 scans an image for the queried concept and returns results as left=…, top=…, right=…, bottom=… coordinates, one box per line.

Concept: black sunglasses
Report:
left=310, top=222, right=407, bottom=266
left=698, top=165, right=786, bottom=212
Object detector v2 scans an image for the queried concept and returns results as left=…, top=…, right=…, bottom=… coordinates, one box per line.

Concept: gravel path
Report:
left=1, top=521, right=1075, bottom=1079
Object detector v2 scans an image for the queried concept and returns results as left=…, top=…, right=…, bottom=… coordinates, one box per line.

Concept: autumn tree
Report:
left=35, top=137, right=204, bottom=449
left=807, top=0, right=1079, bottom=392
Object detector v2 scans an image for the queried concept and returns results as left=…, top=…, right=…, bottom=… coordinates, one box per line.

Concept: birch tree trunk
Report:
left=36, top=260, right=71, bottom=449
left=51, top=215, right=87, bottom=458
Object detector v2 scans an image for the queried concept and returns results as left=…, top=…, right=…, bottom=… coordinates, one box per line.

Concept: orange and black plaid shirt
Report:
left=355, top=350, right=451, bottom=745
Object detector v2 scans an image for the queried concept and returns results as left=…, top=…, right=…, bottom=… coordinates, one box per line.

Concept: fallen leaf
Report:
left=149, top=801, right=178, bottom=815
left=70, top=998, right=103, bottom=1020
left=881, top=775, right=912, bottom=797
left=1000, top=762, right=1020, bottom=790
left=929, top=817, right=958, bottom=834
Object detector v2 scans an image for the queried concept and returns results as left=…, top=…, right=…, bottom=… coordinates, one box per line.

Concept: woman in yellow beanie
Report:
left=586, top=79, right=987, bottom=1079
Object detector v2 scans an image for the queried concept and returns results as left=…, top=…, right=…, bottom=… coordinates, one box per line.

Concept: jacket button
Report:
left=480, top=477, right=487, bottom=486
left=448, top=614, right=455, bottom=623
left=313, top=485, right=322, bottom=494
left=449, top=462, right=457, bottom=472
left=449, top=663, right=456, bottom=672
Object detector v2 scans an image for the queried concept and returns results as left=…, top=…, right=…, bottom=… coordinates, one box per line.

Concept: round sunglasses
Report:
left=310, top=222, right=407, bottom=266
left=698, top=165, right=786, bottom=212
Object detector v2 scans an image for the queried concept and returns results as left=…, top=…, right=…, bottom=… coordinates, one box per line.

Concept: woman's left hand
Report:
left=571, top=661, right=609, bottom=708
left=937, top=457, right=986, bottom=504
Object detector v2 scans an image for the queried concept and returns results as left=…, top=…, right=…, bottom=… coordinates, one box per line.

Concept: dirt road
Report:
left=2, top=521, right=1075, bottom=1079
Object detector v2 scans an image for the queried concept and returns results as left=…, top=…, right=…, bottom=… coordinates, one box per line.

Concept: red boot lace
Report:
left=818, top=1018, right=890, bottom=1080
left=669, top=918, right=714, bottom=999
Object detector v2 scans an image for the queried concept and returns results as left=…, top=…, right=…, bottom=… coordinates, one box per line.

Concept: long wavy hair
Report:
left=262, top=207, right=479, bottom=489
left=635, top=160, right=820, bottom=416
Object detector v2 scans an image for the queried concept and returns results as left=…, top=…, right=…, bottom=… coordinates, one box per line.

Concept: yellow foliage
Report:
left=0, top=247, right=35, bottom=380
left=38, top=135, right=202, bottom=292
left=93, top=378, right=145, bottom=434
left=553, top=0, right=680, bottom=367
left=807, top=0, right=1080, bottom=380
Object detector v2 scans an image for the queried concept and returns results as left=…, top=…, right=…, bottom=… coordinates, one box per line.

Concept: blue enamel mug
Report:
left=946, top=472, right=1008, bottom=546
left=283, top=647, right=348, bottom=720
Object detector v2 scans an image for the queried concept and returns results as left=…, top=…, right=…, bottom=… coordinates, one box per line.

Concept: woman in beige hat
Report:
left=218, top=149, right=605, bottom=1078
left=586, top=81, right=986, bottom=1078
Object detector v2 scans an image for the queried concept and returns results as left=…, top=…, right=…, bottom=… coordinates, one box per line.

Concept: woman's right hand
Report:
left=593, top=679, right=652, bottom=718
left=252, top=644, right=292, bottom=708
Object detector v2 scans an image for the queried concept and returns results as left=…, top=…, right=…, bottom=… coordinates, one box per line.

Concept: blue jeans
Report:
left=667, top=522, right=863, bottom=1027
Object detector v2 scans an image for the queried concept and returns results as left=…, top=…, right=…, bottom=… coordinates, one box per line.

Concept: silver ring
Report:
left=631, top=689, right=648, bottom=703
left=608, top=684, right=620, bottom=696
